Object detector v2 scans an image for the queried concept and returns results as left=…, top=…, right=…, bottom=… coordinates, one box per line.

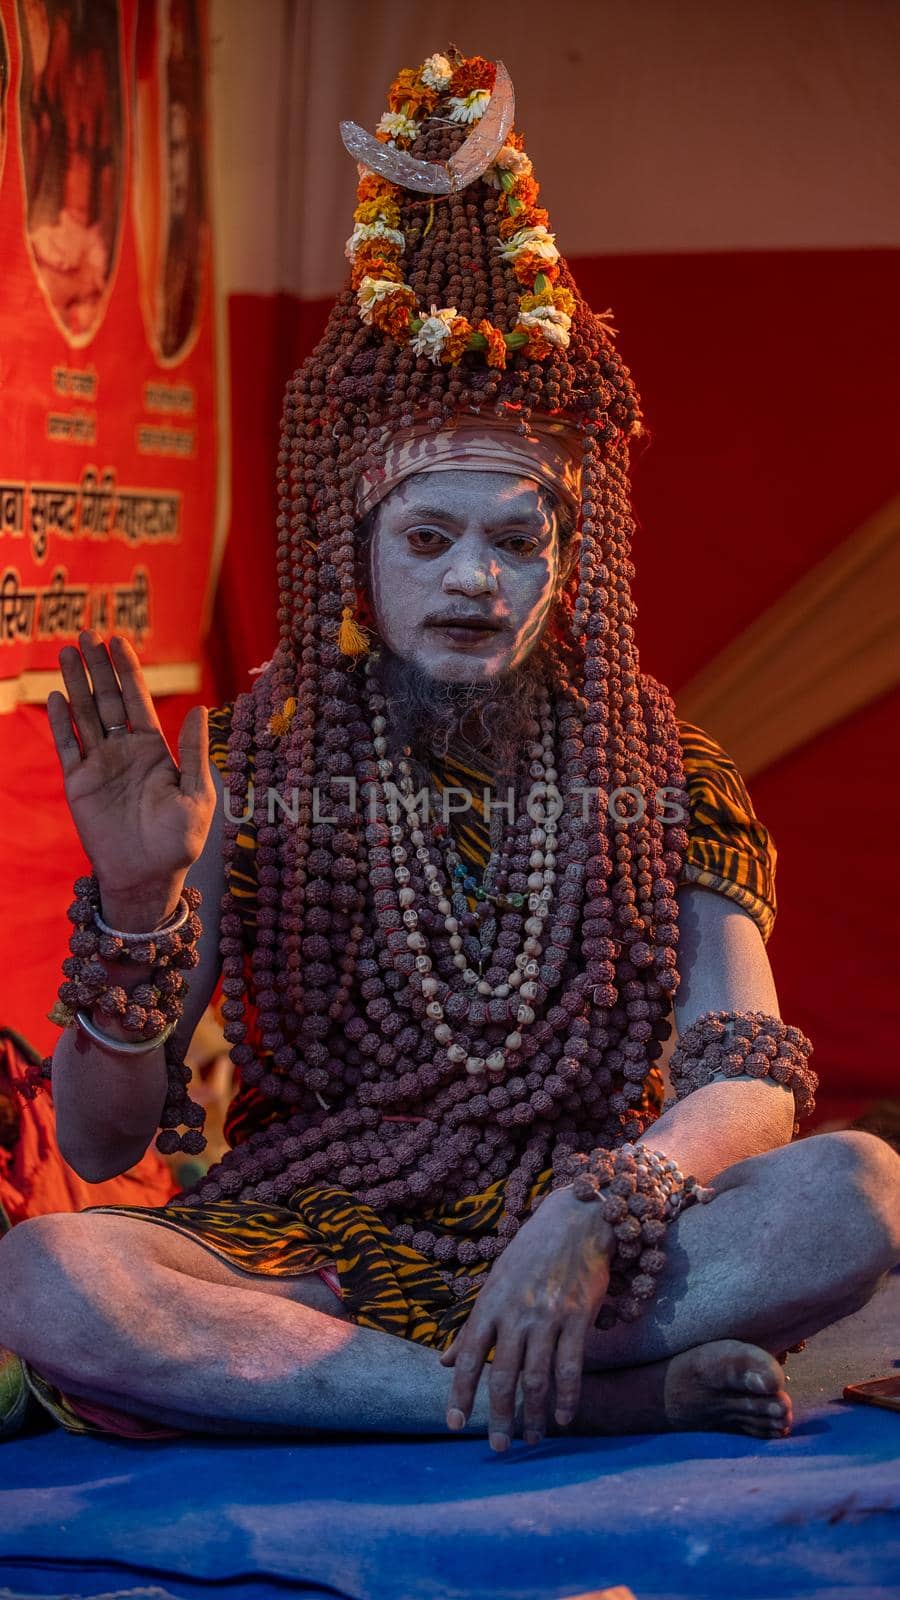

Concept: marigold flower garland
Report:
left=347, top=51, right=616, bottom=366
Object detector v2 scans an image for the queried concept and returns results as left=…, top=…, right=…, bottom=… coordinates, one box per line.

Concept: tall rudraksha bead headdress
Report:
left=268, top=47, right=648, bottom=668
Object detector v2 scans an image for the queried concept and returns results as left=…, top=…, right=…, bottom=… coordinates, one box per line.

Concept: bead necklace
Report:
left=426, top=765, right=519, bottom=972
left=364, top=655, right=560, bottom=1078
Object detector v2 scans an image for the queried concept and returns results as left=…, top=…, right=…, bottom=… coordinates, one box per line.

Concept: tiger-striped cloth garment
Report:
left=22, top=711, right=777, bottom=1436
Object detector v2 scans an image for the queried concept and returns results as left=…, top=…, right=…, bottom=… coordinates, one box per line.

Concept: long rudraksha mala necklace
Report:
left=363, top=655, right=564, bottom=1068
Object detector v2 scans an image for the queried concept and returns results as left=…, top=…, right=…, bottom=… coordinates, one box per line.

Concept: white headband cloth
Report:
left=355, top=414, right=584, bottom=521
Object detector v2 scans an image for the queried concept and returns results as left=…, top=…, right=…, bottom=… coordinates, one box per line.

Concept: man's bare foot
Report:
left=550, top=1339, right=792, bottom=1442
left=662, top=1339, right=792, bottom=1439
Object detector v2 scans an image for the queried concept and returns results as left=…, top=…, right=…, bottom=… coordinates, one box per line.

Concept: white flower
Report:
left=345, top=219, right=405, bottom=261
left=447, top=89, right=490, bottom=124
left=356, top=276, right=406, bottom=323
left=496, top=145, right=532, bottom=175
left=410, top=304, right=457, bottom=363
left=497, top=224, right=559, bottom=265
left=517, top=304, right=572, bottom=348
left=421, top=53, right=453, bottom=90
left=376, top=110, right=419, bottom=142
left=484, top=144, right=533, bottom=190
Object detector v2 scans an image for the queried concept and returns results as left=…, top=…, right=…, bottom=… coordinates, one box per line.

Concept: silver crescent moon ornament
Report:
left=339, top=61, right=516, bottom=196
left=447, top=63, right=515, bottom=191
left=339, top=121, right=452, bottom=193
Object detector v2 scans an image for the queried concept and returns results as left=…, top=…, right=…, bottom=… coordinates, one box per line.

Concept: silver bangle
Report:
left=74, top=1008, right=176, bottom=1056
left=94, top=893, right=191, bottom=942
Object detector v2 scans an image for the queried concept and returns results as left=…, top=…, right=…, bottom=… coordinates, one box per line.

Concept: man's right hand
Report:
left=47, top=629, right=216, bottom=930
left=440, top=1185, right=614, bottom=1449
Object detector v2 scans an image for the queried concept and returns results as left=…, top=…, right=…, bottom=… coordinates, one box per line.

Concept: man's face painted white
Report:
left=368, top=470, right=563, bottom=684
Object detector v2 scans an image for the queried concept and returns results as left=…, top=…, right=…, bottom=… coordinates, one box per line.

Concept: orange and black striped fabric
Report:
left=676, top=719, right=777, bottom=943
left=83, top=1169, right=550, bottom=1353
left=21, top=1162, right=559, bottom=1437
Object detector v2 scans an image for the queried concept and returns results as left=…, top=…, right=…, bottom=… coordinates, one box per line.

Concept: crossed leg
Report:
left=0, top=1129, right=897, bottom=1442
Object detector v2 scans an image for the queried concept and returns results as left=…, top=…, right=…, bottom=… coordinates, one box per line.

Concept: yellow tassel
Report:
left=338, top=605, right=370, bottom=657
left=268, top=695, right=297, bottom=737
left=423, top=199, right=436, bottom=239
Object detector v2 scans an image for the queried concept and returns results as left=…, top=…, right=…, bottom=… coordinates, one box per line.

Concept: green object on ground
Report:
left=0, top=1346, right=28, bottom=1441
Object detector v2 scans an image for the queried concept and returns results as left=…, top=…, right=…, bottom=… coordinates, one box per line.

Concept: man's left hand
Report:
left=440, top=1184, right=614, bottom=1450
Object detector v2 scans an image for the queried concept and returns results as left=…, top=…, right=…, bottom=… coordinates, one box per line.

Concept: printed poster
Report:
left=0, top=0, right=222, bottom=709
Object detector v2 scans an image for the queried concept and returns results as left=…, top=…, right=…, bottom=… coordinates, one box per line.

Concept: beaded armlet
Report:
left=16, top=873, right=208, bottom=1157
left=563, top=1010, right=817, bottom=1328
left=562, top=1142, right=716, bottom=1328
left=668, top=1010, right=817, bottom=1137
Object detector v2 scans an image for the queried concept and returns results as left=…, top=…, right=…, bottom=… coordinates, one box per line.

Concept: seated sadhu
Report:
left=2, top=49, right=898, bottom=1446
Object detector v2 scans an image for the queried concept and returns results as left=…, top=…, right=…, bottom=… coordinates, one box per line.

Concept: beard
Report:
left=375, top=640, right=553, bottom=781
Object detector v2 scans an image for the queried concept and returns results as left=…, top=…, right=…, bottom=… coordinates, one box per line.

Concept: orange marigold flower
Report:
left=499, top=206, right=550, bottom=240
left=517, top=284, right=576, bottom=316
left=388, top=67, right=420, bottom=106
left=449, top=56, right=496, bottom=97
left=353, top=197, right=401, bottom=229
left=388, top=68, right=437, bottom=115
left=350, top=253, right=403, bottom=290
left=353, top=239, right=402, bottom=266
left=519, top=288, right=554, bottom=314
left=512, top=321, right=555, bottom=361
left=514, top=254, right=560, bottom=287
left=347, top=249, right=398, bottom=288
left=357, top=173, right=400, bottom=205
left=389, top=77, right=437, bottom=117
left=478, top=319, right=508, bottom=369
left=410, top=85, right=438, bottom=116
left=510, top=174, right=540, bottom=208
left=371, top=291, right=416, bottom=341
left=440, top=315, right=474, bottom=365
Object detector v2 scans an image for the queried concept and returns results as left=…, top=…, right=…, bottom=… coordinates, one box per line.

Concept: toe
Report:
left=727, top=1414, right=788, bottom=1439
left=697, top=1339, right=784, bottom=1396
left=728, top=1394, right=787, bottom=1418
left=738, top=1351, right=784, bottom=1396
left=760, top=1396, right=790, bottom=1420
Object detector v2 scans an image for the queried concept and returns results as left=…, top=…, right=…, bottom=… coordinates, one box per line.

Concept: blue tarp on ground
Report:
left=1, top=1269, right=898, bottom=1600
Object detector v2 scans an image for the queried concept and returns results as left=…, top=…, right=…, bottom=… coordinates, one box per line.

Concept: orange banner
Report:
left=0, top=0, right=222, bottom=710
